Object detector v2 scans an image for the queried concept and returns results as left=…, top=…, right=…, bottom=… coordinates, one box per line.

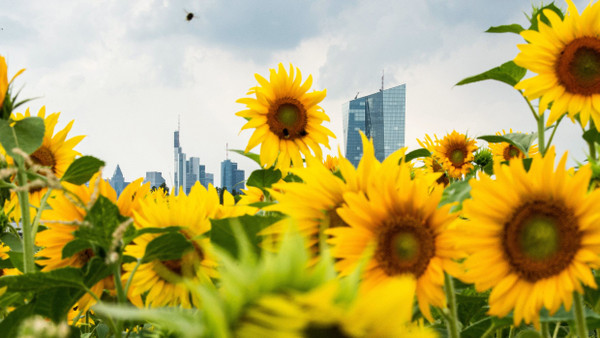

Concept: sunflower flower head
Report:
left=0, top=55, right=25, bottom=116
left=327, top=133, right=461, bottom=321
left=197, top=225, right=434, bottom=337
left=455, top=147, right=600, bottom=327
left=416, top=133, right=449, bottom=186
left=4, top=106, right=85, bottom=222
left=434, top=131, right=477, bottom=179
left=236, top=63, right=335, bottom=171
left=488, top=129, right=538, bottom=164
left=515, top=0, right=600, bottom=127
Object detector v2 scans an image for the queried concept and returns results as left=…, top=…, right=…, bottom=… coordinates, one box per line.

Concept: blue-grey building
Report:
left=221, top=159, right=245, bottom=193
left=173, top=127, right=214, bottom=195
left=109, top=165, right=130, bottom=197
left=342, top=84, right=406, bottom=166
left=144, top=171, right=166, bottom=190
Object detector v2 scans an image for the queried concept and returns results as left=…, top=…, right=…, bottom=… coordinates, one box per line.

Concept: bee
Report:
left=185, top=11, right=194, bottom=21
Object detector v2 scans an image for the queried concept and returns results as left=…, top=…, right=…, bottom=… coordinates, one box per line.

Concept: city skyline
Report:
left=2, top=1, right=591, bottom=184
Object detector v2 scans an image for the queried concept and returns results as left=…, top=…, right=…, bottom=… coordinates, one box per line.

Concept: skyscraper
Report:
left=109, top=164, right=130, bottom=197
left=221, top=159, right=245, bottom=193
left=144, top=171, right=166, bottom=189
left=342, top=83, right=406, bottom=166
left=173, top=125, right=214, bottom=195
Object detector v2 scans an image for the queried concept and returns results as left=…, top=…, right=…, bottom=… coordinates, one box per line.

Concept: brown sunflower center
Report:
left=556, top=37, right=600, bottom=96
left=304, top=324, right=349, bottom=338
left=75, top=248, right=95, bottom=267
left=327, top=208, right=347, bottom=229
left=449, top=148, right=466, bottom=166
left=157, top=232, right=204, bottom=278
left=503, top=145, right=523, bottom=161
left=30, top=146, right=57, bottom=173
left=503, top=200, right=580, bottom=282
left=432, top=159, right=450, bottom=186
left=267, top=97, right=308, bottom=140
left=161, top=259, right=183, bottom=276
left=375, top=216, right=435, bottom=278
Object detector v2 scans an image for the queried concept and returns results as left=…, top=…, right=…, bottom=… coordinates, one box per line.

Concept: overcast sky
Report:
left=0, top=0, right=591, bottom=187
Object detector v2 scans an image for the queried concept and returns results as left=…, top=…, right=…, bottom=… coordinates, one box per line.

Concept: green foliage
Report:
left=61, top=156, right=105, bottom=185
left=141, top=232, right=193, bottom=264
left=439, top=179, right=471, bottom=212
left=527, top=3, right=565, bottom=31
left=402, top=148, right=431, bottom=162
left=73, top=196, right=128, bottom=257
left=0, top=117, right=45, bottom=159
left=246, top=168, right=282, bottom=189
left=485, top=24, right=525, bottom=34
left=478, top=132, right=536, bottom=157
left=210, top=214, right=284, bottom=259
left=455, top=61, right=527, bottom=87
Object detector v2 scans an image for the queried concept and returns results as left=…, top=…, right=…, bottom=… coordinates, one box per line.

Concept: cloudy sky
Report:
left=0, top=0, right=592, bottom=187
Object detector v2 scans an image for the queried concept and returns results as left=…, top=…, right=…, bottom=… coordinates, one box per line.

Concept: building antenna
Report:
left=226, top=142, right=229, bottom=160
left=381, top=69, right=384, bottom=92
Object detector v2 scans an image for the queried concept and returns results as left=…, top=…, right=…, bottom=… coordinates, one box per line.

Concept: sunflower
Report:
left=4, top=107, right=85, bottom=221
left=236, top=63, right=335, bottom=170
left=0, top=242, right=8, bottom=260
left=0, top=54, right=25, bottom=109
left=36, top=176, right=149, bottom=312
left=326, top=145, right=461, bottom=320
left=454, top=147, right=600, bottom=327
left=514, top=0, right=600, bottom=127
left=323, top=154, right=340, bottom=172
left=488, top=129, right=538, bottom=163
left=236, top=277, right=435, bottom=338
left=433, top=131, right=477, bottom=179
left=262, top=132, right=399, bottom=256
left=122, top=183, right=245, bottom=308
left=416, top=134, right=449, bottom=186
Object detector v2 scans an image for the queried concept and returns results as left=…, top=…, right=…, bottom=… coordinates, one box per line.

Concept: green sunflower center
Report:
left=30, top=145, right=57, bottom=173
left=556, top=37, right=600, bottom=96
left=450, top=149, right=465, bottom=165
left=267, top=97, right=308, bottom=140
left=375, top=216, right=435, bottom=278
left=503, top=200, right=581, bottom=282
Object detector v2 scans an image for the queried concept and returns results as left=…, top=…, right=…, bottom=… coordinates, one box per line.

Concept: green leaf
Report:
left=62, top=239, right=92, bottom=259
left=0, top=267, right=84, bottom=291
left=478, top=132, right=536, bottom=156
left=0, top=117, right=45, bottom=158
left=485, top=24, right=525, bottom=34
left=0, top=258, right=13, bottom=269
left=0, top=302, right=35, bottom=337
left=583, top=128, right=600, bottom=145
left=8, top=251, right=24, bottom=273
left=61, top=156, right=105, bottom=185
left=528, top=3, right=564, bottom=32
left=1, top=232, right=23, bottom=252
left=455, top=61, right=527, bottom=87
left=247, top=168, right=282, bottom=189
left=210, top=214, right=284, bottom=259
left=230, top=149, right=261, bottom=167
left=141, top=232, right=193, bottom=263
left=122, top=226, right=183, bottom=247
left=439, top=180, right=471, bottom=212
left=402, top=148, right=431, bottom=162
left=75, top=195, right=128, bottom=253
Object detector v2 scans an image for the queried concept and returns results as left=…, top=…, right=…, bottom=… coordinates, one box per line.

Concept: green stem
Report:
left=16, top=169, right=35, bottom=273
left=545, top=114, right=564, bottom=152
left=540, top=321, right=549, bottom=338
left=588, top=120, right=598, bottom=161
left=444, top=273, right=460, bottom=338
left=552, top=322, right=561, bottom=338
left=573, top=292, right=588, bottom=338
left=496, top=328, right=503, bottom=338
left=508, top=326, right=514, bottom=338
left=537, top=111, right=546, bottom=156
left=124, top=259, right=142, bottom=297
left=30, top=188, right=53, bottom=241
left=113, top=262, right=127, bottom=304
left=521, top=90, right=540, bottom=122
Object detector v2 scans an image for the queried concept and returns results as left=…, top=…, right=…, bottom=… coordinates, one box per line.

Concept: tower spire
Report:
left=381, top=69, right=384, bottom=92
left=226, top=142, right=229, bottom=160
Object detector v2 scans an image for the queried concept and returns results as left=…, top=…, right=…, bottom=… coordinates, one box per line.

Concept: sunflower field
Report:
left=3, top=1, right=600, bottom=337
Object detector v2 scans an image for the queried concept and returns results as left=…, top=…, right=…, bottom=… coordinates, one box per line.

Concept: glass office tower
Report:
left=342, top=84, right=406, bottom=166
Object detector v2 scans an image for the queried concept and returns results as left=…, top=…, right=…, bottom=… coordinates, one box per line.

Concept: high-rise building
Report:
left=205, top=173, right=214, bottom=187
left=144, top=171, right=166, bottom=189
left=109, top=164, right=130, bottom=197
left=220, top=159, right=245, bottom=193
left=342, top=83, right=406, bottom=166
left=173, top=125, right=214, bottom=195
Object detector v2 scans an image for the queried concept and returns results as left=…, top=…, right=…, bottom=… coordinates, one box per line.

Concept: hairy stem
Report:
left=444, top=273, right=460, bottom=338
